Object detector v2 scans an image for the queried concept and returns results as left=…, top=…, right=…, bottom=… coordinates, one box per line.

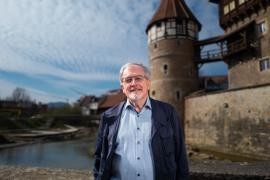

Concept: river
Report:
left=0, top=138, right=95, bottom=170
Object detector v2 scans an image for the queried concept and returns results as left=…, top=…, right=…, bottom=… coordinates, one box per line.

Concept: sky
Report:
left=0, top=0, right=226, bottom=104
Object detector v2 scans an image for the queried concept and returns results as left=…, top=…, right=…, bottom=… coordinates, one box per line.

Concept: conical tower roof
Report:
left=146, top=0, right=201, bottom=32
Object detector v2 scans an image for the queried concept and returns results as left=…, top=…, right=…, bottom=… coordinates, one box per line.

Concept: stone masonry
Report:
left=185, top=84, right=270, bottom=158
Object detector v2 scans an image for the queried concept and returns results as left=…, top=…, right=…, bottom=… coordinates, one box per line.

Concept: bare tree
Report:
left=11, top=87, right=31, bottom=102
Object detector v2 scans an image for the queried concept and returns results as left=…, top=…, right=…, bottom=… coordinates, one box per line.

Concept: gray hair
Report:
left=119, top=63, right=151, bottom=82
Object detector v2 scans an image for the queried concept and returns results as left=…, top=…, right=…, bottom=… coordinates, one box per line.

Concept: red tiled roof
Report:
left=98, top=90, right=126, bottom=109
left=78, top=96, right=98, bottom=107
left=200, top=75, right=228, bottom=84
left=146, top=0, right=201, bottom=31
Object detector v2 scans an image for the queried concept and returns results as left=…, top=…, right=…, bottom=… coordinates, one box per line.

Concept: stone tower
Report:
left=146, top=0, right=201, bottom=122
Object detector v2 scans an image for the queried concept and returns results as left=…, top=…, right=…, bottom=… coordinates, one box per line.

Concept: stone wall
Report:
left=185, top=84, right=270, bottom=159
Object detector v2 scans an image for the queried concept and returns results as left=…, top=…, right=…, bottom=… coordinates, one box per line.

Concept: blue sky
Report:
left=0, top=0, right=226, bottom=103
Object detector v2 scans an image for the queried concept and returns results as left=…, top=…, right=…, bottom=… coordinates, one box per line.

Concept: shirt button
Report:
left=137, top=127, right=140, bottom=130
left=137, top=157, right=140, bottom=160
left=137, top=173, right=140, bottom=176
left=137, top=141, right=140, bottom=144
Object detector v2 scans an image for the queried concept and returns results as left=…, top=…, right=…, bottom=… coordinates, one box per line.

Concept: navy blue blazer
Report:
left=93, top=98, right=189, bottom=180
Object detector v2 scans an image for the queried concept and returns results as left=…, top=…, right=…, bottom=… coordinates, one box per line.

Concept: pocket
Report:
left=159, top=126, right=174, bottom=155
left=159, top=126, right=176, bottom=171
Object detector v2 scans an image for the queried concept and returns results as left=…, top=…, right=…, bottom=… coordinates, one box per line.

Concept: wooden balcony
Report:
left=197, top=49, right=226, bottom=64
left=196, top=21, right=256, bottom=64
left=198, top=38, right=252, bottom=62
left=226, top=38, right=248, bottom=57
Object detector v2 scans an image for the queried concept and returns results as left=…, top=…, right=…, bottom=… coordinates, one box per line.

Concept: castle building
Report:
left=147, top=0, right=270, bottom=159
left=202, top=0, right=270, bottom=89
left=146, top=0, right=201, bottom=122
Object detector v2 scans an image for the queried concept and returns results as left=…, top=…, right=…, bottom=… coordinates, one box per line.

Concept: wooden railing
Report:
left=226, top=38, right=247, bottom=56
left=199, top=38, right=248, bottom=62
left=200, top=49, right=227, bottom=61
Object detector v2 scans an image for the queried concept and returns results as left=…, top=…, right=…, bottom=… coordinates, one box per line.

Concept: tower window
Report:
left=176, top=91, right=181, bottom=101
left=165, top=19, right=176, bottom=36
left=163, top=64, right=168, bottom=74
left=176, top=24, right=184, bottom=34
left=189, top=67, right=195, bottom=77
left=259, top=58, right=270, bottom=71
left=187, top=21, right=197, bottom=39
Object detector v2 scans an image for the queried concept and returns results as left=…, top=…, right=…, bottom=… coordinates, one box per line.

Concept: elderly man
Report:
left=93, top=63, right=189, bottom=180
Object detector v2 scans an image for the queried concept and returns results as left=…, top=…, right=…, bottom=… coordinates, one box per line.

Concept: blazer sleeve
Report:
left=93, top=113, right=106, bottom=179
left=170, top=107, right=190, bottom=180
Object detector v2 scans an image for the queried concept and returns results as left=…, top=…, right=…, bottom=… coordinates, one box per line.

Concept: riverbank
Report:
left=0, top=160, right=269, bottom=180
left=0, top=126, right=97, bottom=150
left=1, top=126, right=269, bottom=179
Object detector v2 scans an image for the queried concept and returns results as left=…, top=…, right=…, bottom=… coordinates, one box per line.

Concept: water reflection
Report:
left=0, top=138, right=94, bottom=170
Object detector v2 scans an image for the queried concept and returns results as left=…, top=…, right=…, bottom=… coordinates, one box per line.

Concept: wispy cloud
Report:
left=0, top=0, right=225, bottom=102
left=0, top=0, right=155, bottom=80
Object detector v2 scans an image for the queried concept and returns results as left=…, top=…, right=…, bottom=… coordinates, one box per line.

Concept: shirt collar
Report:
left=124, top=97, right=152, bottom=110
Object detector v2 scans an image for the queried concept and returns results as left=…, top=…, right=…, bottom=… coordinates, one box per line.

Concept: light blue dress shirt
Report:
left=111, top=97, right=154, bottom=180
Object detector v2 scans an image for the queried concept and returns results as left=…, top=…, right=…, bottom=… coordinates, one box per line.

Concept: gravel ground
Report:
left=190, top=160, right=270, bottom=180
left=0, top=166, right=92, bottom=180
left=0, top=160, right=269, bottom=180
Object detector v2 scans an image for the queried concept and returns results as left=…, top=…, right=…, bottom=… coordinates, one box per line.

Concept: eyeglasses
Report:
left=121, top=75, right=147, bottom=84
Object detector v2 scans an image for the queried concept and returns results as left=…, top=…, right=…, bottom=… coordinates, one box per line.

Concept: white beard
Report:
left=128, top=90, right=142, bottom=102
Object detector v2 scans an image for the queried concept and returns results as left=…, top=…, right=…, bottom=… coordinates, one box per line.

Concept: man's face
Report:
left=121, top=65, right=150, bottom=103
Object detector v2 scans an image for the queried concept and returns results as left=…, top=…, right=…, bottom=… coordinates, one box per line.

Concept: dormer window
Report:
left=239, top=0, right=245, bottom=5
left=229, top=1, right=235, bottom=11
left=223, top=1, right=236, bottom=15
left=224, top=5, right=229, bottom=15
